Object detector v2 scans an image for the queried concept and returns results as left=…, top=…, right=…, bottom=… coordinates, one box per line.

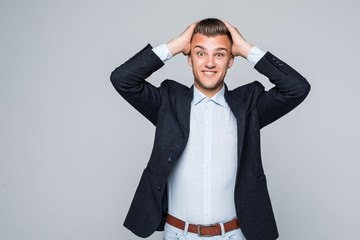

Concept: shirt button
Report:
left=167, top=157, right=173, bottom=163
left=157, top=185, right=162, bottom=191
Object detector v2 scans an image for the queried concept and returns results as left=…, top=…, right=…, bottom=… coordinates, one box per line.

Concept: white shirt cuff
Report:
left=247, top=46, right=266, bottom=66
left=152, top=43, right=173, bottom=62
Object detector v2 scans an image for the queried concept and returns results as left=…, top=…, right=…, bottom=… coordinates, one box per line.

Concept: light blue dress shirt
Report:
left=167, top=85, right=238, bottom=224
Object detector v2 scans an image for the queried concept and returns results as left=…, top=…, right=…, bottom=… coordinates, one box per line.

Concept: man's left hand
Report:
left=221, top=20, right=254, bottom=59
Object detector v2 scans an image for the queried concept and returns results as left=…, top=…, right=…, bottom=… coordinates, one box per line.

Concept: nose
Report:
left=205, top=55, right=215, bottom=69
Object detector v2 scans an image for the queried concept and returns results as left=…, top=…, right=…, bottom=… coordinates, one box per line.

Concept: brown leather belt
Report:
left=166, top=214, right=240, bottom=237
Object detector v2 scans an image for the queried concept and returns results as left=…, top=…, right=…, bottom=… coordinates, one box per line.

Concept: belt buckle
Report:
left=197, top=223, right=218, bottom=237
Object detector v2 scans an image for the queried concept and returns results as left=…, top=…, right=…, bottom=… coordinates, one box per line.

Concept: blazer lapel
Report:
left=176, top=85, right=193, bottom=142
left=224, top=85, right=246, bottom=167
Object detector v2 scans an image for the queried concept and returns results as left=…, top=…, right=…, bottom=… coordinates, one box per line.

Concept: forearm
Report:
left=255, top=52, right=310, bottom=96
left=110, top=44, right=163, bottom=93
left=255, top=52, right=311, bottom=128
left=152, top=43, right=173, bottom=62
left=166, top=37, right=187, bottom=56
left=110, top=44, right=164, bottom=125
left=237, top=40, right=254, bottom=59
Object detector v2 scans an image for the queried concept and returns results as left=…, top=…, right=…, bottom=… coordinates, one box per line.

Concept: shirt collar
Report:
left=192, top=84, right=226, bottom=107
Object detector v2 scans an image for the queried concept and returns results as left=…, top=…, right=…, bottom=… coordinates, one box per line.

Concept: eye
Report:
left=216, top=53, right=224, bottom=57
left=197, top=52, right=205, bottom=57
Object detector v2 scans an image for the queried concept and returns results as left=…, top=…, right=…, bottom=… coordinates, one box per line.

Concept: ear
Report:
left=227, top=55, right=234, bottom=69
left=187, top=55, right=193, bottom=67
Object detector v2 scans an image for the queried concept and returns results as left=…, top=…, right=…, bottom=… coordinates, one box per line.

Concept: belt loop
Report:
left=183, top=221, right=189, bottom=236
left=220, top=222, right=226, bottom=238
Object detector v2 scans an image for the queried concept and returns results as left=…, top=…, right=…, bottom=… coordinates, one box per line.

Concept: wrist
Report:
left=166, top=38, right=185, bottom=56
left=238, top=41, right=254, bottom=59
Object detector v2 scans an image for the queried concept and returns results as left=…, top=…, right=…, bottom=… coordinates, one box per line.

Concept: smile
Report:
left=202, top=71, right=217, bottom=76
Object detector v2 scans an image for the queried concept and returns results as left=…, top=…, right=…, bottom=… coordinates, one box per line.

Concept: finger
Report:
left=181, top=21, right=198, bottom=38
left=219, top=19, right=232, bottom=29
left=222, top=20, right=240, bottom=37
left=187, top=21, right=199, bottom=32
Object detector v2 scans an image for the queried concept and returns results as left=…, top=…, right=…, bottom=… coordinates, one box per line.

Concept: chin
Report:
left=201, top=83, right=223, bottom=92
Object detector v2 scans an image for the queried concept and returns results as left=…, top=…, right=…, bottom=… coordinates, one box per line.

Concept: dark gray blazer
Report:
left=110, top=44, right=310, bottom=240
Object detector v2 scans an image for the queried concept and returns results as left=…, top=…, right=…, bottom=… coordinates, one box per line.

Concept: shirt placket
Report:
left=203, top=100, right=212, bottom=223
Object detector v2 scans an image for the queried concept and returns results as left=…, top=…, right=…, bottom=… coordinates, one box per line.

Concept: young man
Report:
left=110, top=19, right=310, bottom=240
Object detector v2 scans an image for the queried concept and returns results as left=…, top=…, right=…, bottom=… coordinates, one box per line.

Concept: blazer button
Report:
left=167, top=157, right=173, bottom=164
left=157, top=185, right=162, bottom=191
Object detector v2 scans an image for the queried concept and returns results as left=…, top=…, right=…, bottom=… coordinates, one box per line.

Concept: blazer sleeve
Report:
left=110, top=44, right=164, bottom=126
left=254, top=52, right=311, bottom=128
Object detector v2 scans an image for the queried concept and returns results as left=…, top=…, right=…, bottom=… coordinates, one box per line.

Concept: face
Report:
left=188, top=33, right=234, bottom=98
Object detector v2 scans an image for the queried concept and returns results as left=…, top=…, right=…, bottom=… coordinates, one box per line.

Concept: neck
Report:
left=194, top=82, right=224, bottom=98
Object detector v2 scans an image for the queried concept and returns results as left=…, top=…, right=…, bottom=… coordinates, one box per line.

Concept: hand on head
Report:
left=219, top=19, right=254, bottom=59
left=166, top=21, right=199, bottom=56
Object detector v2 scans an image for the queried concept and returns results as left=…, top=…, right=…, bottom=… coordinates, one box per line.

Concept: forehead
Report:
left=191, top=34, right=232, bottom=51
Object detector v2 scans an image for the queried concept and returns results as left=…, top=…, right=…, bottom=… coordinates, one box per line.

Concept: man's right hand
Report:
left=166, top=21, right=198, bottom=56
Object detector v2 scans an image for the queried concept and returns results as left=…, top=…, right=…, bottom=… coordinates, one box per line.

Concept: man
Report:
left=110, top=19, right=310, bottom=240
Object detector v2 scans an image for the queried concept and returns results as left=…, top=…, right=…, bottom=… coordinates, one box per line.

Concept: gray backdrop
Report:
left=1, top=0, right=359, bottom=239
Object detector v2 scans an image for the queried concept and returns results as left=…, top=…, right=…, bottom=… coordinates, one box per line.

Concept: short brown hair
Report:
left=191, top=18, right=232, bottom=44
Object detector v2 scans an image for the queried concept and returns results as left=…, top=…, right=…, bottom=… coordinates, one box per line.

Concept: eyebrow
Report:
left=194, top=45, right=228, bottom=52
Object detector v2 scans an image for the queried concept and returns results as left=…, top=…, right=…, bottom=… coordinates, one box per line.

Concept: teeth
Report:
left=204, top=71, right=215, bottom=75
